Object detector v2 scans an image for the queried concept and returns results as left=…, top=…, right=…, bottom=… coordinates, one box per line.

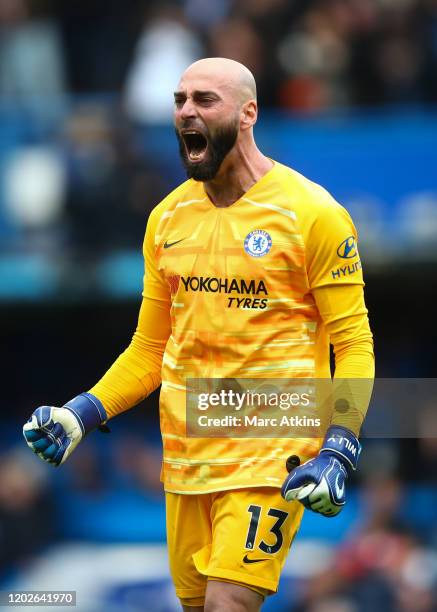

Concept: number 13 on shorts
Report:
left=245, top=504, right=289, bottom=554
left=166, top=487, right=305, bottom=597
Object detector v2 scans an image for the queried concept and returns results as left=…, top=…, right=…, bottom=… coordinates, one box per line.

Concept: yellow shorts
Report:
left=165, top=487, right=304, bottom=607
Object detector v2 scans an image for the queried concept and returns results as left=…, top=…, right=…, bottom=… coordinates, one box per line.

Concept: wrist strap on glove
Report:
left=64, top=392, right=108, bottom=435
left=320, top=425, right=361, bottom=472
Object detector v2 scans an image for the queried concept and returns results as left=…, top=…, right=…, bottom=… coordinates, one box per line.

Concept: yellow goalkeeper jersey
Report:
left=90, top=160, right=374, bottom=494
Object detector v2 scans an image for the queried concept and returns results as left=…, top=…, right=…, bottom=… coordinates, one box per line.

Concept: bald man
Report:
left=24, top=58, right=374, bottom=611
left=174, top=58, right=267, bottom=197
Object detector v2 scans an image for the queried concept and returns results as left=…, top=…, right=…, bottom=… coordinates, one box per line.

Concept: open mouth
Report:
left=182, top=130, right=208, bottom=163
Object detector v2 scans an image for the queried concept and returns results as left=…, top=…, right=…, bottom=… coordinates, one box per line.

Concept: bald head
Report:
left=174, top=58, right=259, bottom=182
left=181, top=57, right=257, bottom=105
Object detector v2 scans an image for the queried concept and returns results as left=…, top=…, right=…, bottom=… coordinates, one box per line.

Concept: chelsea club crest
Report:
left=244, top=230, right=272, bottom=257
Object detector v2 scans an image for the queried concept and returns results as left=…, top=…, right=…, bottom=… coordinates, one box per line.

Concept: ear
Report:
left=240, top=100, right=257, bottom=131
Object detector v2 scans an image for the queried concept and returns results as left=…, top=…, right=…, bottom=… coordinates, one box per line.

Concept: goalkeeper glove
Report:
left=23, top=392, right=107, bottom=466
left=281, top=425, right=361, bottom=517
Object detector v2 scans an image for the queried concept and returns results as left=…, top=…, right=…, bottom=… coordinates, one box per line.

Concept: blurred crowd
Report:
left=293, top=475, right=437, bottom=612
left=1, top=0, right=437, bottom=260
left=2, top=432, right=437, bottom=610
left=1, top=0, right=437, bottom=115
left=1, top=3, right=437, bottom=608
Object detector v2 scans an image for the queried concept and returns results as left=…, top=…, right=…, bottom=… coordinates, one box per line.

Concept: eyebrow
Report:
left=174, top=90, right=221, bottom=100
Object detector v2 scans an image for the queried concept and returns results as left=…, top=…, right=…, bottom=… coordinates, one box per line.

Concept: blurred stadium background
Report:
left=1, top=0, right=437, bottom=610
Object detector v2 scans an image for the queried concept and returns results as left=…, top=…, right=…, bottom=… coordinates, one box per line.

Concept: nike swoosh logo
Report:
left=242, top=554, right=268, bottom=564
left=163, top=239, right=185, bottom=249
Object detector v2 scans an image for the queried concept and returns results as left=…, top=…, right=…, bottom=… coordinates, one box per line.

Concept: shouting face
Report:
left=174, top=58, right=257, bottom=182
left=175, top=114, right=239, bottom=182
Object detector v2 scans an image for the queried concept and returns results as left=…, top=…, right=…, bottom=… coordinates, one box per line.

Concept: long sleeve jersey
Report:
left=90, top=161, right=374, bottom=493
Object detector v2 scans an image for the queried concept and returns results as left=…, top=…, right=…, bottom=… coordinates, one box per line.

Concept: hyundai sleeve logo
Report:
left=337, top=236, right=358, bottom=259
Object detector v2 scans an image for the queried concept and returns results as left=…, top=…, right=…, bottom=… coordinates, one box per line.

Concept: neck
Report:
left=203, top=141, right=273, bottom=208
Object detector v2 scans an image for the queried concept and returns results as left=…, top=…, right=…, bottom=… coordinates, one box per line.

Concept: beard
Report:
left=175, top=119, right=239, bottom=182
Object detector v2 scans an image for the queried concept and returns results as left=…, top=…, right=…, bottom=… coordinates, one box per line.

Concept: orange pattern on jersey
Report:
left=143, top=162, right=365, bottom=493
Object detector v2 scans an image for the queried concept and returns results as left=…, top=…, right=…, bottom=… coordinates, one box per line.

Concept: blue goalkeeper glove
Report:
left=281, top=425, right=361, bottom=517
left=23, top=392, right=107, bottom=466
